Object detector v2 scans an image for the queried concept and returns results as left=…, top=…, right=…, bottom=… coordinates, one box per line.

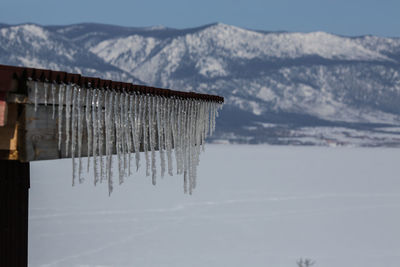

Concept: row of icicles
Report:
left=33, top=81, right=223, bottom=195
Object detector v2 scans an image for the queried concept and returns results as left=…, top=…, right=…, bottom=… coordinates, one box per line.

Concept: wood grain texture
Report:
left=0, top=103, right=20, bottom=160
left=21, top=104, right=153, bottom=162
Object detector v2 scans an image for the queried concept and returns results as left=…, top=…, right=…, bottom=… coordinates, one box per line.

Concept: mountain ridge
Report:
left=1, top=22, right=400, bottom=146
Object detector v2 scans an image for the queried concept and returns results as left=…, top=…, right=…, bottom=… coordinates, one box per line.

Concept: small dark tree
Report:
left=297, top=258, right=315, bottom=267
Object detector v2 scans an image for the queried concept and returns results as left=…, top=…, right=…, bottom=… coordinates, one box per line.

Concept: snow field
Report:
left=29, top=145, right=400, bottom=267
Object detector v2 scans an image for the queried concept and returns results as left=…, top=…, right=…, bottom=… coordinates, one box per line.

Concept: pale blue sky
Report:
left=1, top=0, right=399, bottom=37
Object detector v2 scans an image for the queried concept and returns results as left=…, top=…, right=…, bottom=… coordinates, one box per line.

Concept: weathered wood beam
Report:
left=0, top=66, right=222, bottom=163
left=19, top=103, right=160, bottom=162
left=0, top=104, right=20, bottom=160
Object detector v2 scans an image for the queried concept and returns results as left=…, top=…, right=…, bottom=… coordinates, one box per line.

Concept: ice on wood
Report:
left=65, top=84, right=72, bottom=157
left=51, top=83, right=56, bottom=119
left=31, top=81, right=223, bottom=195
left=57, top=84, right=65, bottom=151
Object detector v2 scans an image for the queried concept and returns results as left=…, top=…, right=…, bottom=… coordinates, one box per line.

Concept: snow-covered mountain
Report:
left=1, top=22, right=400, bottom=146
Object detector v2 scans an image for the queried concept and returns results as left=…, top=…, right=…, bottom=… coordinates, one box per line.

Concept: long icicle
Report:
left=142, top=95, right=150, bottom=177
left=105, top=90, right=114, bottom=194
left=164, top=97, right=173, bottom=176
left=58, top=83, right=65, bottom=152
left=182, top=100, right=189, bottom=194
left=120, top=93, right=128, bottom=179
left=192, top=101, right=201, bottom=190
left=71, top=86, right=78, bottom=186
left=86, top=88, right=93, bottom=172
left=173, top=98, right=180, bottom=175
left=34, top=81, right=38, bottom=112
left=149, top=95, right=157, bottom=185
left=134, top=93, right=141, bottom=171
left=179, top=99, right=186, bottom=176
left=114, top=91, right=123, bottom=184
left=65, top=83, right=72, bottom=157
left=44, top=82, right=48, bottom=106
left=156, top=96, right=166, bottom=177
left=123, top=92, right=130, bottom=177
left=97, top=89, right=105, bottom=182
left=77, top=87, right=84, bottom=183
left=92, top=89, right=99, bottom=185
left=127, top=93, right=134, bottom=176
left=124, top=92, right=131, bottom=176
left=51, top=82, right=56, bottom=119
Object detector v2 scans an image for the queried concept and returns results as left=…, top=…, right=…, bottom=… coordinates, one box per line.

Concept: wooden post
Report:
left=0, top=160, right=30, bottom=267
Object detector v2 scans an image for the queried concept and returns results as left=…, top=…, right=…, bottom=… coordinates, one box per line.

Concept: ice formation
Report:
left=32, top=81, right=223, bottom=195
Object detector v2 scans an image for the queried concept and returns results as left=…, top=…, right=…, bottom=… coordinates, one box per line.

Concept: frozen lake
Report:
left=29, top=145, right=400, bottom=267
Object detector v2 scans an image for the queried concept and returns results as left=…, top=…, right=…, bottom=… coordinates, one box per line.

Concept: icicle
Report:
left=118, top=92, right=125, bottom=183
left=187, top=100, right=193, bottom=194
left=121, top=92, right=127, bottom=176
left=123, top=92, right=130, bottom=177
left=51, top=83, right=56, bottom=119
left=181, top=99, right=189, bottom=179
left=122, top=93, right=130, bottom=177
left=197, top=101, right=203, bottom=152
left=57, top=83, right=65, bottom=151
left=179, top=98, right=186, bottom=175
left=156, top=96, right=166, bottom=177
left=97, top=89, right=105, bottom=182
left=105, top=90, right=114, bottom=194
left=188, top=100, right=196, bottom=194
left=189, top=100, right=199, bottom=194
left=174, top=98, right=181, bottom=175
left=34, top=81, right=38, bottom=112
left=44, top=82, right=48, bottom=106
left=210, top=102, right=214, bottom=134
left=85, top=89, right=93, bottom=172
left=127, top=93, right=134, bottom=176
left=184, top=100, right=190, bottom=194
left=65, top=84, right=72, bottom=157
left=193, top=101, right=200, bottom=189
left=126, top=93, right=132, bottom=176
left=209, top=102, right=213, bottom=136
left=196, top=101, right=204, bottom=163
left=148, top=95, right=157, bottom=185
left=124, top=92, right=131, bottom=176
left=104, top=90, right=110, bottom=177
left=92, top=89, right=99, bottom=185
left=128, top=94, right=135, bottom=173
left=71, top=86, right=78, bottom=186
left=211, top=102, right=217, bottom=135
left=164, top=97, right=173, bottom=176
left=192, top=107, right=201, bottom=190
left=77, top=87, right=84, bottom=183
left=142, top=95, right=150, bottom=177
left=120, top=93, right=127, bottom=178
left=119, top=92, right=125, bottom=182
left=201, top=101, right=208, bottom=152
left=133, top=93, right=141, bottom=171
left=114, top=91, right=124, bottom=184
left=204, top=101, right=210, bottom=141
left=182, top=100, right=190, bottom=194
left=188, top=99, right=195, bottom=194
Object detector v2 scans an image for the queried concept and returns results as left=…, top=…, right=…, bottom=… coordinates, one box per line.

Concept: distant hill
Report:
left=1, top=22, right=400, bottom=146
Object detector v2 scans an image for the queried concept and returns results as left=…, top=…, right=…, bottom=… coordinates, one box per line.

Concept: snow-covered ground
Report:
left=29, top=145, right=400, bottom=267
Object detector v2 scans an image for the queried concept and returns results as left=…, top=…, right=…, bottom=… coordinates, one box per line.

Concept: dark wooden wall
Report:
left=0, top=160, right=30, bottom=267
